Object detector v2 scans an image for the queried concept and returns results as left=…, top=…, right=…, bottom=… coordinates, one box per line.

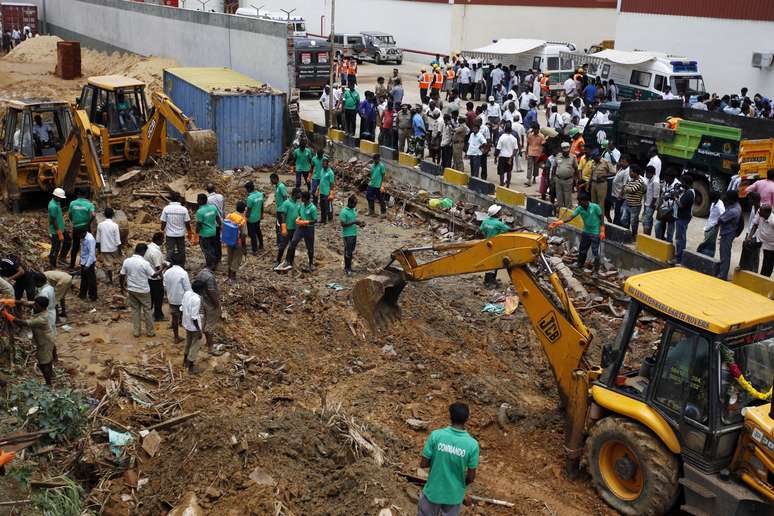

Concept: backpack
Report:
left=221, top=220, right=239, bottom=247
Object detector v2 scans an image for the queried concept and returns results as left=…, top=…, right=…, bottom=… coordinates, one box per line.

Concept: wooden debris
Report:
left=471, top=495, right=515, bottom=507
left=144, top=411, right=201, bottom=432
left=142, top=430, right=162, bottom=457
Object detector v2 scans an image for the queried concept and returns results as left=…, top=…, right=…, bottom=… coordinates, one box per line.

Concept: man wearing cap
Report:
left=418, top=68, right=432, bottom=105
left=479, top=205, right=511, bottom=287
left=568, top=128, right=584, bottom=158
left=396, top=104, right=412, bottom=154
left=552, top=142, right=579, bottom=209
left=47, top=188, right=69, bottom=269
left=588, top=150, right=616, bottom=208
left=452, top=116, right=469, bottom=172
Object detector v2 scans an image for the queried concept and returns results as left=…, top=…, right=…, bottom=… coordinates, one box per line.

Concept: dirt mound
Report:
left=4, top=35, right=177, bottom=92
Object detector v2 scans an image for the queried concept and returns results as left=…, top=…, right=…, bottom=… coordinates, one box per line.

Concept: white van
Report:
left=463, top=39, right=577, bottom=93
left=235, top=7, right=307, bottom=37
left=565, top=49, right=706, bottom=100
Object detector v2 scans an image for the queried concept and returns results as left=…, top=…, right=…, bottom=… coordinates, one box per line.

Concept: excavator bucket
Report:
left=184, top=130, right=218, bottom=163
left=353, top=270, right=406, bottom=330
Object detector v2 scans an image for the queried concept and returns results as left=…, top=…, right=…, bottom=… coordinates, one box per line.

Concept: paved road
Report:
left=299, top=60, right=751, bottom=273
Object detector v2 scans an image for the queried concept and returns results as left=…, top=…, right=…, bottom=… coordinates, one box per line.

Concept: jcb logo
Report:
left=538, top=312, right=561, bottom=343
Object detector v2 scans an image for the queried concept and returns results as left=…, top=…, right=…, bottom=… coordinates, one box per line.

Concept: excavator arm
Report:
left=138, top=91, right=217, bottom=165
left=55, top=108, right=110, bottom=199
left=354, top=232, right=598, bottom=474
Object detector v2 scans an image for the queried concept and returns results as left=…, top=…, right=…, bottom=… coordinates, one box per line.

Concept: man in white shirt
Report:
left=33, top=272, right=57, bottom=335
left=163, top=254, right=190, bottom=343
left=642, top=166, right=660, bottom=236
left=495, top=122, right=519, bottom=188
left=751, top=205, right=774, bottom=277
left=44, top=270, right=73, bottom=319
left=79, top=231, right=97, bottom=301
left=518, top=91, right=537, bottom=117
left=490, top=64, right=504, bottom=92
left=611, top=157, right=631, bottom=225
left=647, top=148, right=662, bottom=180
left=697, top=191, right=725, bottom=257
left=32, top=115, right=52, bottom=150
left=206, top=184, right=224, bottom=219
left=563, top=77, right=576, bottom=101
left=144, top=232, right=166, bottom=321
left=547, top=105, right=564, bottom=131
left=466, top=121, right=488, bottom=179
left=661, top=87, right=678, bottom=100
left=160, top=192, right=191, bottom=265
left=120, top=243, right=158, bottom=338
left=95, top=207, right=121, bottom=285
left=181, top=280, right=206, bottom=374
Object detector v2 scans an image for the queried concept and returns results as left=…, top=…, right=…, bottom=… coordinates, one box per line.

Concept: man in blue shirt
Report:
left=410, top=105, right=426, bottom=159
left=79, top=230, right=97, bottom=301
left=583, top=81, right=597, bottom=104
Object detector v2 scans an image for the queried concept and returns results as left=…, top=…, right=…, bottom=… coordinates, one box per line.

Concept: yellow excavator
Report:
left=74, top=75, right=216, bottom=169
left=354, top=233, right=774, bottom=515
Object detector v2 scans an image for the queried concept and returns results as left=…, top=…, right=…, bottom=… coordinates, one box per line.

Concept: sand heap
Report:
left=5, top=35, right=178, bottom=92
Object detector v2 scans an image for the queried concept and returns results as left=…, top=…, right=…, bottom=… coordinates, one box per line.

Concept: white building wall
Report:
left=615, top=12, right=774, bottom=95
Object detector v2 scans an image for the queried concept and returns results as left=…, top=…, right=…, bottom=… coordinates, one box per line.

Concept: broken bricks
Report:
left=141, top=430, right=162, bottom=457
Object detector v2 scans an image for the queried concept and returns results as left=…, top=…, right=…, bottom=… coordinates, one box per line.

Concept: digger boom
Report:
left=55, top=108, right=110, bottom=199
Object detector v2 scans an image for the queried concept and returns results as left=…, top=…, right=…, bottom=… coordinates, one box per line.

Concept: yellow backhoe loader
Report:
left=74, top=75, right=217, bottom=169
left=354, top=233, right=774, bottom=515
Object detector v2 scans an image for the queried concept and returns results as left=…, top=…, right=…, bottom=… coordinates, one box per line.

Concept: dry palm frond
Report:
left=317, top=399, right=385, bottom=466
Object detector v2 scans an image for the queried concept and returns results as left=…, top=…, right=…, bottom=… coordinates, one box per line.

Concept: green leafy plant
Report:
left=7, top=380, right=88, bottom=441
left=6, top=464, right=33, bottom=487
left=31, top=475, right=85, bottom=516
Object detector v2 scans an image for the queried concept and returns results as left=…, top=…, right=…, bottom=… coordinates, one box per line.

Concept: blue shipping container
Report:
left=163, top=67, right=285, bottom=169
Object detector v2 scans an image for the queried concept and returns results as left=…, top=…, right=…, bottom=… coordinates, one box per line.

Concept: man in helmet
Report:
left=479, top=204, right=511, bottom=287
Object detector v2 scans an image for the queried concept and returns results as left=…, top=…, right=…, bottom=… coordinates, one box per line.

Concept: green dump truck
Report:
left=583, top=100, right=774, bottom=216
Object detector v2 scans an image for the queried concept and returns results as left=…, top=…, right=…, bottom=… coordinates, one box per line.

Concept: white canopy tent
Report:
left=462, top=39, right=547, bottom=65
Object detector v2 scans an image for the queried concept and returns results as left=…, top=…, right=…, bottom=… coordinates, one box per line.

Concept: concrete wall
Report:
left=32, top=0, right=291, bottom=92
left=615, top=12, right=774, bottom=95
left=241, top=0, right=614, bottom=57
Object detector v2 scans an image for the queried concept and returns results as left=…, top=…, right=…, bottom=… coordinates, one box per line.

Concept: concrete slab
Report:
left=558, top=207, right=583, bottom=230
left=328, top=128, right=345, bottom=142
left=301, top=119, right=314, bottom=132
left=420, top=161, right=443, bottom=176
left=732, top=270, right=774, bottom=299
left=443, top=168, right=469, bottom=186
left=636, top=234, right=674, bottom=263
left=360, top=139, right=379, bottom=154
left=681, top=250, right=721, bottom=277
left=469, top=176, right=495, bottom=195
left=526, top=197, right=554, bottom=218
left=605, top=223, right=632, bottom=243
left=379, top=146, right=398, bottom=161
left=344, top=135, right=360, bottom=148
left=399, top=153, right=419, bottom=167
left=495, top=186, right=526, bottom=207
left=314, top=124, right=328, bottom=136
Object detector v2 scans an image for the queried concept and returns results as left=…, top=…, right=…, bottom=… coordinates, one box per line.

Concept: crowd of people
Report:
left=1, top=26, right=34, bottom=54
left=0, top=154, right=389, bottom=382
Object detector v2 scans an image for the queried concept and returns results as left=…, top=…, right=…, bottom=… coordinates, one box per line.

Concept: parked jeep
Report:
left=360, top=31, right=403, bottom=65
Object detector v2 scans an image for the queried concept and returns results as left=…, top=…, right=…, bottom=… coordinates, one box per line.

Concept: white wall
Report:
left=615, top=12, right=774, bottom=95
left=34, top=0, right=291, bottom=92
left=451, top=4, right=616, bottom=54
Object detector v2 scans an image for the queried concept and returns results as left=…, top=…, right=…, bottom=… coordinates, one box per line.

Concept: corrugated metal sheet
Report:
left=164, top=68, right=285, bottom=169
left=620, top=0, right=774, bottom=22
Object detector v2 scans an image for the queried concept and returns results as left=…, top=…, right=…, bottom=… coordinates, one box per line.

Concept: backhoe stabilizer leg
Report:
left=564, top=368, right=590, bottom=478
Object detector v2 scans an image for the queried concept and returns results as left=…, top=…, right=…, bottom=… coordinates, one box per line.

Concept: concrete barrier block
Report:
left=379, top=146, right=398, bottom=161
left=399, top=152, right=419, bottom=167
left=359, top=139, right=379, bottom=154
left=605, top=223, right=632, bottom=243
left=680, top=250, right=721, bottom=277
left=314, top=124, right=328, bottom=135
left=443, top=167, right=469, bottom=186
left=328, top=128, right=345, bottom=142
left=636, top=234, right=674, bottom=263
left=301, top=119, right=314, bottom=132
left=420, top=161, right=443, bottom=176
left=526, top=196, right=554, bottom=218
left=344, top=135, right=360, bottom=148
left=469, top=176, right=495, bottom=195
left=495, top=186, right=526, bottom=207
left=558, top=207, right=583, bottom=230
left=732, top=270, right=774, bottom=299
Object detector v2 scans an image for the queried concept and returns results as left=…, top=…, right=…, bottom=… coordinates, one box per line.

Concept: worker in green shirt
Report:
left=195, top=193, right=221, bottom=267
left=550, top=191, right=606, bottom=272
left=271, top=172, right=289, bottom=208
left=317, top=157, right=335, bottom=224
left=339, top=194, right=365, bottom=276
left=243, top=181, right=265, bottom=255
left=291, top=140, right=314, bottom=190
left=419, top=403, right=479, bottom=514
left=310, top=148, right=326, bottom=206
left=277, top=191, right=317, bottom=272
left=343, top=84, right=360, bottom=136
left=47, top=188, right=69, bottom=269
left=479, top=204, right=511, bottom=287
left=274, top=188, right=302, bottom=268
left=366, top=154, right=387, bottom=217
left=67, top=188, right=96, bottom=269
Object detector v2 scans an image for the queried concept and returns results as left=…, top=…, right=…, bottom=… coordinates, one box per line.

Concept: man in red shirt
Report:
left=379, top=101, right=395, bottom=148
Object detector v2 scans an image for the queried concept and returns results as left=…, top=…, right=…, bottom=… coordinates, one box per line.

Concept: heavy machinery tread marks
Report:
left=587, top=416, right=679, bottom=516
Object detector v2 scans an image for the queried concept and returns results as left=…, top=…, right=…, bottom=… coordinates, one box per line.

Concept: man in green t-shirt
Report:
left=550, top=192, right=606, bottom=271
left=419, top=403, right=479, bottom=514
left=366, top=154, right=387, bottom=217
left=339, top=194, right=365, bottom=276
left=243, top=181, right=265, bottom=255
left=271, top=173, right=289, bottom=211
left=277, top=191, right=317, bottom=272
left=274, top=188, right=301, bottom=268
left=310, top=149, right=326, bottom=205
left=317, top=157, right=335, bottom=224
left=343, top=84, right=360, bottom=135
left=291, top=141, right=314, bottom=190
left=479, top=204, right=511, bottom=287
left=67, top=188, right=96, bottom=269
left=195, top=193, right=222, bottom=267
left=47, top=188, right=69, bottom=269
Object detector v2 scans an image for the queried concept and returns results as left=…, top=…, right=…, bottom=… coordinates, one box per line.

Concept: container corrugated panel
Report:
left=620, top=0, right=774, bottom=22
left=163, top=67, right=285, bottom=169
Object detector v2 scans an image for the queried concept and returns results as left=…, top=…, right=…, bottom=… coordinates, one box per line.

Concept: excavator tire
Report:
left=184, top=130, right=218, bottom=163
left=586, top=416, right=679, bottom=516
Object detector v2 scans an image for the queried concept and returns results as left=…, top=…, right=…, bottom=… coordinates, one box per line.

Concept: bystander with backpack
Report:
left=654, top=173, right=681, bottom=242
left=716, top=190, right=744, bottom=280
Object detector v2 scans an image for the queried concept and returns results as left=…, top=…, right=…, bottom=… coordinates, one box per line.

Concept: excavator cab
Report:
left=0, top=99, right=74, bottom=210
left=76, top=75, right=217, bottom=168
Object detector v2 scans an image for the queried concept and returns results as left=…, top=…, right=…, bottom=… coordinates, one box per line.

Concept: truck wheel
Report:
left=396, top=58, right=403, bottom=65
left=586, top=416, right=679, bottom=516
left=375, top=53, right=383, bottom=64
left=692, top=178, right=710, bottom=218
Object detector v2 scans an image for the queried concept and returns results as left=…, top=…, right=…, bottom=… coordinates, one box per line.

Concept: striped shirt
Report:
left=623, top=177, right=646, bottom=207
